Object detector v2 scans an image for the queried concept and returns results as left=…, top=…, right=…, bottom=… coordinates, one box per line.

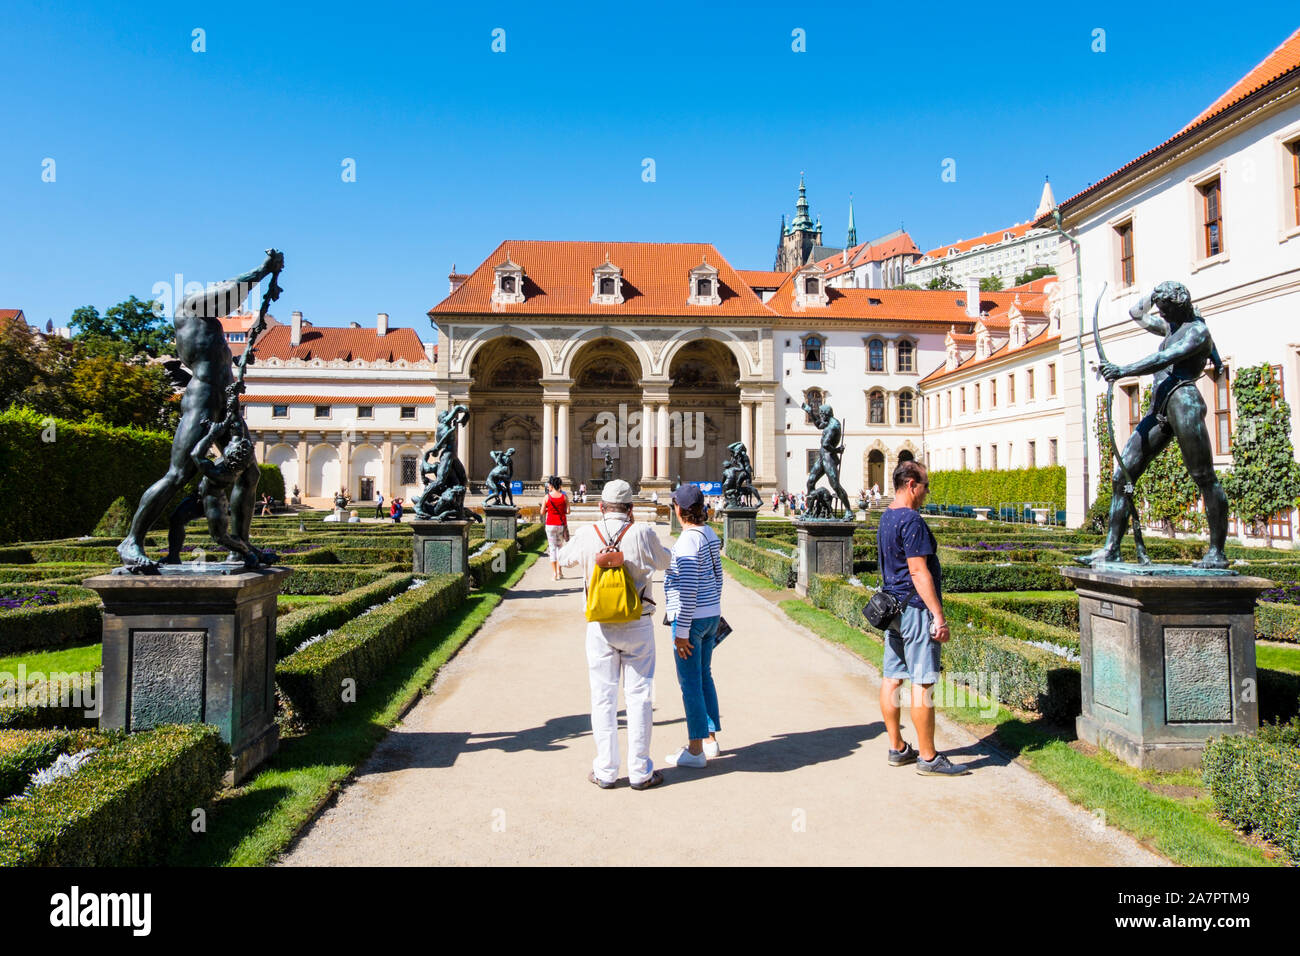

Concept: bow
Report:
left=1093, top=283, right=1149, bottom=564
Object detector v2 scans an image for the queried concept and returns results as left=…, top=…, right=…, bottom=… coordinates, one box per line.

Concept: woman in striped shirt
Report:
left=663, top=483, right=724, bottom=769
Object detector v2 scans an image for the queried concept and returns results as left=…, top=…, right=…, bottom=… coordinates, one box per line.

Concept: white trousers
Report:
left=586, top=615, right=656, bottom=785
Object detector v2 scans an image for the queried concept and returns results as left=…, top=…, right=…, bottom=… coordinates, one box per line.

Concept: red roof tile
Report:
left=765, top=275, right=1024, bottom=325
left=0, top=309, right=24, bottom=323
left=920, top=222, right=1033, bottom=260
left=919, top=326, right=1059, bottom=385
left=251, top=325, right=428, bottom=363
left=736, top=269, right=791, bottom=289
left=429, top=240, right=772, bottom=318
left=819, top=233, right=921, bottom=277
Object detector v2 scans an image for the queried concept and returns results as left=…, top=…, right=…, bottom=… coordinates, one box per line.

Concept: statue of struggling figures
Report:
left=1084, top=281, right=1229, bottom=569
left=484, top=447, right=517, bottom=507
left=117, top=249, right=283, bottom=572
left=801, top=401, right=853, bottom=518
left=415, top=404, right=478, bottom=521
left=722, top=441, right=760, bottom=507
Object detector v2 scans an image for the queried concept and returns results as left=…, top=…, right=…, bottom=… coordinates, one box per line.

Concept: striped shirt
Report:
left=665, top=524, right=723, bottom=628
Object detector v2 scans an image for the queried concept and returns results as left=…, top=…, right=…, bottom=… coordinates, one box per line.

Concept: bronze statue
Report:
left=1084, top=281, right=1229, bottom=569
left=117, top=249, right=283, bottom=572
left=601, top=448, right=615, bottom=483
left=484, top=447, right=517, bottom=507
left=415, top=404, right=479, bottom=521
left=801, top=401, right=853, bottom=519
left=722, top=441, right=760, bottom=507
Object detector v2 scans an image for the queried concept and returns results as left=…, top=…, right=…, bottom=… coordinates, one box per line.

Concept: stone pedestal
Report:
left=483, top=505, right=519, bottom=541
left=84, top=566, right=290, bottom=785
left=973, top=507, right=991, bottom=521
left=1061, top=567, right=1269, bottom=770
left=793, top=520, right=857, bottom=596
left=411, top=519, right=471, bottom=575
left=722, top=506, right=759, bottom=544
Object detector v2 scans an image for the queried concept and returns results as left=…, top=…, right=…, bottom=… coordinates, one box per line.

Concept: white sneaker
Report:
left=665, top=746, right=707, bottom=769
left=703, top=738, right=721, bottom=758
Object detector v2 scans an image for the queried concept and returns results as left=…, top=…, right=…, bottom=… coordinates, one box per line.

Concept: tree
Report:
left=1015, top=265, right=1056, bottom=286
left=979, top=275, right=1004, bottom=292
left=1135, top=385, right=1206, bottom=535
left=895, top=282, right=922, bottom=291
left=926, top=264, right=957, bottom=291
left=70, top=295, right=172, bottom=357
left=69, top=353, right=177, bottom=430
left=1086, top=397, right=1115, bottom=533
left=1221, top=364, right=1300, bottom=545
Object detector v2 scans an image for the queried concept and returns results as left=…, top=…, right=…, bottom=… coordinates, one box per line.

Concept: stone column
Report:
left=296, top=436, right=308, bottom=498
left=640, top=401, right=654, bottom=485
left=541, top=401, right=554, bottom=478
left=339, top=435, right=352, bottom=501
left=457, top=406, right=471, bottom=483
left=656, top=403, right=669, bottom=478
left=740, top=400, right=753, bottom=456
left=557, top=400, right=570, bottom=480
left=381, top=437, right=394, bottom=499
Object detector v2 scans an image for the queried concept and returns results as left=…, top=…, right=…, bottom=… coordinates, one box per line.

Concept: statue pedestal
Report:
left=1061, top=567, right=1269, bottom=770
left=84, top=567, right=290, bottom=785
left=411, top=520, right=471, bottom=575
left=793, top=520, right=857, bottom=596
left=722, top=506, right=759, bottom=544
left=483, top=505, right=518, bottom=541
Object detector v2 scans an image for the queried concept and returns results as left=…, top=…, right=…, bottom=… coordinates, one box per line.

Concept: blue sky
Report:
left=2, top=1, right=1297, bottom=341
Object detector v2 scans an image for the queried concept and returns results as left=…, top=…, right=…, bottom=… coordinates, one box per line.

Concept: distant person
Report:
left=578, top=481, right=588, bottom=504
left=259, top=494, right=272, bottom=516
left=876, top=460, right=968, bottom=776
left=663, top=483, right=724, bottom=769
left=543, top=476, right=570, bottom=580
left=375, top=490, right=385, bottom=519
left=558, top=480, right=672, bottom=790
left=391, top=497, right=403, bottom=523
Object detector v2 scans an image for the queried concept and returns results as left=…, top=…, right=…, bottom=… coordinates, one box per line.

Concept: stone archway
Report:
left=667, top=339, right=741, bottom=485
left=307, top=444, right=340, bottom=498
left=866, top=449, right=886, bottom=495
left=468, top=336, right=544, bottom=482
left=570, top=338, right=645, bottom=486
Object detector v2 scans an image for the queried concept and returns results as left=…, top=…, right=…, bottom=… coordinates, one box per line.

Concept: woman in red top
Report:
left=543, top=475, right=570, bottom=580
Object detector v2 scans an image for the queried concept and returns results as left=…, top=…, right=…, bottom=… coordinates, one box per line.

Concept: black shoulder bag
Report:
left=862, top=522, right=915, bottom=631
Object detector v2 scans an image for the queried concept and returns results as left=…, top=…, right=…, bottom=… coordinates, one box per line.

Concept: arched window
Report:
left=868, top=389, right=886, bottom=425
left=868, top=339, right=885, bottom=372
left=897, top=340, right=914, bottom=373
left=803, top=336, right=823, bottom=371
left=898, top=391, right=914, bottom=425
left=600, top=276, right=616, bottom=296
left=804, top=387, right=824, bottom=424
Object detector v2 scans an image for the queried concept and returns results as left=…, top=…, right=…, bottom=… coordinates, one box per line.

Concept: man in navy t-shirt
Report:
left=875, top=460, right=969, bottom=776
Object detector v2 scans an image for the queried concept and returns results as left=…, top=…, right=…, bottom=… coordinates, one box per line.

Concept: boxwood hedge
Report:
left=1202, top=721, right=1300, bottom=862
left=725, top=538, right=795, bottom=588
left=275, top=572, right=415, bottom=658
left=0, top=586, right=102, bottom=655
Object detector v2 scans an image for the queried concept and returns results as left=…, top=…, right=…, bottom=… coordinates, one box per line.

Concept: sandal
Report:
left=630, top=770, right=664, bottom=791
left=588, top=771, right=616, bottom=790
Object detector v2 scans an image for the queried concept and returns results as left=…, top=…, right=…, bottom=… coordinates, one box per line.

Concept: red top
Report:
left=544, top=492, right=569, bottom=526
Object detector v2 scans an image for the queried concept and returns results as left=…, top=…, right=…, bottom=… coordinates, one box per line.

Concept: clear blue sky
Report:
left=3, top=1, right=1297, bottom=340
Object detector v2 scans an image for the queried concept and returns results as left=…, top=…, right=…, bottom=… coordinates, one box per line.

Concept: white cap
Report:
left=601, top=479, right=633, bottom=504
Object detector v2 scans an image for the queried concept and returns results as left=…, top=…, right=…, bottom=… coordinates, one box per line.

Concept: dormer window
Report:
left=688, top=261, right=721, bottom=306
left=591, top=259, right=625, bottom=305
left=804, top=277, right=819, bottom=295
left=792, top=263, right=829, bottom=309
left=492, top=257, right=526, bottom=305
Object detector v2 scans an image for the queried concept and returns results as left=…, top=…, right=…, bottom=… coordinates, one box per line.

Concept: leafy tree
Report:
left=895, top=282, right=922, bottom=290
left=1221, top=364, right=1300, bottom=545
left=1015, top=265, right=1056, bottom=286
left=926, top=264, right=957, bottom=291
left=70, top=295, right=172, bottom=357
left=0, top=316, right=42, bottom=410
left=69, top=353, right=177, bottom=430
left=979, top=275, right=1004, bottom=292
left=1135, top=385, right=1206, bottom=535
left=1086, top=397, right=1115, bottom=534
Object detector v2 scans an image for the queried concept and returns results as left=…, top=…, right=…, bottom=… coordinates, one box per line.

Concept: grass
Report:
left=778, top=597, right=1280, bottom=867
left=1256, top=643, right=1300, bottom=674
left=170, top=548, right=541, bottom=867
left=721, top=555, right=782, bottom=591
left=0, top=643, right=101, bottom=676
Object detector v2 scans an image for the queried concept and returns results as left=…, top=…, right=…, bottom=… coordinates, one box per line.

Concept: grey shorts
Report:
left=883, top=605, right=941, bottom=685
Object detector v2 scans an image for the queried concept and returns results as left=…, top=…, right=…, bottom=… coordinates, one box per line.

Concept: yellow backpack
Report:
left=584, top=521, right=642, bottom=623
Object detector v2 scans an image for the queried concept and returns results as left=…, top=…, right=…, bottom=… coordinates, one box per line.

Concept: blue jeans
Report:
left=673, top=616, right=721, bottom=740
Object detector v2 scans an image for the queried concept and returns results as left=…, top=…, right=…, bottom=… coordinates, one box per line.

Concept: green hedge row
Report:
left=0, top=671, right=100, bottom=731
left=275, top=572, right=415, bottom=658
left=469, top=539, right=520, bottom=589
left=725, top=538, right=795, bottom=588
left=0, top=729, right=89, bottom=800
left=516, top=522, right=546, bottom=553
left=0, top=724, right=228, bottom=866
left=1257, top=603, right=1300, bottom=644
left=275, top=573, right=469, bottom=725
left=925, top=466, right=1066, bottom=510
left=1202, top=721, right=1300, bottom=862
left=278, top=566, right=390, bottom=595
left=0, top=587, right=102, bottom=655
left=853, top=562, right=1076, bottom=594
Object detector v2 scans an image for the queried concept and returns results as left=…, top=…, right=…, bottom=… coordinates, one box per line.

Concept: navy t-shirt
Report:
left=877, top=506, right=941, bottom=610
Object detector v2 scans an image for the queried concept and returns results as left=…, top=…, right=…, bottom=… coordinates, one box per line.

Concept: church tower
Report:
left=773, top=173, right=824, bottom=271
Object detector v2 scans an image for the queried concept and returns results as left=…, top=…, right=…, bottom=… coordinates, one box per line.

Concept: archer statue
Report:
left=801, top=400, right=853, bottom=519
left=1083, top=280, right=1229, bottom=569
left=117, top=249, right=283, bottom=573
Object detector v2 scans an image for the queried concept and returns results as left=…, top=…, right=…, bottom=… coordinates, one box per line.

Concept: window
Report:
left=960, top=388, right=967, bottom=413
left=1124, top=385, right=1140, bottom=433
left=868, top=389, right=885, bottom=425
left=1049, top=438, right=1058, bottom=466
left=1116, top=220, right=1135, bottom=288
left=975, top=447, right=982, bottom=471
left=1027, top=440, right=1036, bottom=467
left=804, top=388, right=824, bottom=424
left=1008, top=374, right=1015, bottom=404
left=314, top=405, right=331, bottom=419
left=974, top=383, right=981, bottom=410
left=272, top=404, right=288, bottom=418
left=1290, top=139, right=1300, bottom=227
left=805, top=277, right=819, bottom=295
left=806, top=449, right=819, bottom=473
left=357, top=405, right=374, bottom=419
left=801, top=336, right=825, bottom=371
left=1027, top=368, right=1035, bottom=400
left=1214, top=365, right=1231, bottom=454
left=990, top=380, right=997, bottom=408
left=401, top=456, right=418, bottom=485
left=897, top=340, right=914, bottom=373
left=1200, top=177, right=1223, bottom=257
left=697, top=278, right=713, bottom=298
left=868, top=339, right=885, bottom=372
left=501, top=275, right=516, bottom=294
left=991, top=445, right=998, bottom=470
left=960, top=448, right=967, bottom=470
left=1048, top=363, right=1057, bottom=396
left=898, top=391, right=914, bottom=425
left=946, top=391, right=953, bottom=420
left=600, top=276, right=616, bottom=296
left=400, top=405, right=416, bottom=420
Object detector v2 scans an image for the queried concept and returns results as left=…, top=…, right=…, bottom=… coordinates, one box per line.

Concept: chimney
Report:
left=291, top=310, right=303, bottom=347
left=448, top=263, right=468, bottom=295
left=377, top=312, right=388, bottom=337
left=965, top=277, right=981, bottom=318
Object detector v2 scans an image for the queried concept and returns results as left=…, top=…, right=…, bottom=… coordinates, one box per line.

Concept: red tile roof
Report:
left=819, top=233, right=921, bottom=277
left=735, top=269, right=790, bottom=289
left=920, top=222, right=1033, bottom=260
left=764, top=274, right=1025, bottom=325
left=0, top=309, right=24, bottom=324
left=429, top=240, right=772, bottom=318
left=242, top=394, right=436, bottom=405
left=220, top=312, right=281, bottom=334
left=1044, top=27, right=1300, bottom=222
left=920, top=324, right=1058, bottom=385
left=251, top=325, right=428, bottom=363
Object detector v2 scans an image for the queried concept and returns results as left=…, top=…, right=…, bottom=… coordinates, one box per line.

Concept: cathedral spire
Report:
left=789, top=172, right=814, bottom=232
left=846, top=194, right=857, bottom=246
left=1035, top=176, right=1056, bottom=219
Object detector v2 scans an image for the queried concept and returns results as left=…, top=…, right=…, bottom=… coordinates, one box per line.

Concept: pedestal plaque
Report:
left=1061, top=567, right=1269, bottom=770
left=793, top=520, right=857, bottom=596
left=84, top=566, right=290, bottom=784
left=411, top=519, right=471, bottom=575
left=482, top=505, right=519, bottom=542
left=722, top=506, right=759, bottom=544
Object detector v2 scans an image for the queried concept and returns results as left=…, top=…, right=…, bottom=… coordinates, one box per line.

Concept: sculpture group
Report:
left=800, top=400, right=854, bottom=520
left=414, top=404, right=481, bottom=522
left=722, top=441, right=760, bottom=508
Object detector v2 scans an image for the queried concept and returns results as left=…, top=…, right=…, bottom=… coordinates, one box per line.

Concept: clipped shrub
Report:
left=278, top=566, right=388, bottom=595
left=1256, top=602, right=1300, bottom=644
left=0, top=724, right=228, bottom=866
left=257, top=462, right=286, bottom=504
left=0, top=729, right=76, bottom=800
left=469, top=539, right=519, bottom=589
left=275, top=572, right=415, bottom=658
left=91, top=496, right=133, bottom=538
left=1202, top=721, right=1300, bottom=861
left=725, top=538, right=795, bottom=588
left=516, top=522, right=546, bottom=553
left=926, top=466, right=1066, bottom=511
left=0, top=586, right=102, bottom=655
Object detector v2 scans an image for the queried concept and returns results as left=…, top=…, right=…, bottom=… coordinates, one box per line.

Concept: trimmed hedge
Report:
left=1202, top=721, right=1300, bottom=861
left=1257, top=602, right=1300, bottom=644
left=0, top=587, right=102, bottom=655
left=275, top=572, right=415, bottom=658
left=926, top=465, right=1066, bottom=511
left=469, top=539, right=519, bottom=589
left=0, top=724, right=228, bottom=866
left=725, top=538, right=795, bottom=588
left=516, top=522, right=546, bottom=553
left=276, top=573, right=469, bottom=725
left=0, top=672, right=100, bottom=731
left=0, top=729, right=79, bottom=800
left=279, top=566, right=389, bottom=595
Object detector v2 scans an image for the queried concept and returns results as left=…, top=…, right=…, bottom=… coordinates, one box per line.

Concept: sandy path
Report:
left=280, top=524, right=1165, bottom=866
